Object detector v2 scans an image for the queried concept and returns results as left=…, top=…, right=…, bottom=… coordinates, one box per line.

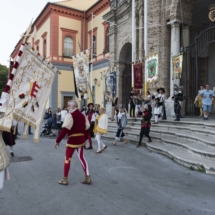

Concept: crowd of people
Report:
left=129, top=85, right=184, bottom=123
left=194, top=84, right=215, bottom=120
left=3, top=84, right=214, bottom=187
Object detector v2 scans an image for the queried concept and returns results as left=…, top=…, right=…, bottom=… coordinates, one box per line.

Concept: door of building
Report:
left=121, top=64, right=132, bottom=111
left=182, top=24, right=215, bottom=115
left=63, top=96, right=73, bottom=107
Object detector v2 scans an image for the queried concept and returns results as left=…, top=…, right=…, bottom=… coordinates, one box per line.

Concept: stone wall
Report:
left=105, top=0, right=195, bottom=100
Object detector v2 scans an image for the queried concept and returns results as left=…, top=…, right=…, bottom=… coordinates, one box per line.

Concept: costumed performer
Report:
left=112, top=107, right=127, bottom=145
left=153, top=98, right=162, bottom=124
left=93, top=107, right=108, bottom=154
left=157, top=88, right=167, bottom=120
left=137, top=105, right=152, bottom=147
left=194, top=85, right=205, bottom=117
left=55, top=100, right=91, bottom=186
left=3, top=120, right=17, bottom=157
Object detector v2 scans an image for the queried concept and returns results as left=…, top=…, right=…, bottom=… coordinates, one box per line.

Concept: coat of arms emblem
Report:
left=209, top=4, right=215, bottom=22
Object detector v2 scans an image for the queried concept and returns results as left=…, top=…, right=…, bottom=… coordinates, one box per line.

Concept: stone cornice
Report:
left=86, top=0, right=110, bottom=20
left=104, top=1, right=131, bottom=23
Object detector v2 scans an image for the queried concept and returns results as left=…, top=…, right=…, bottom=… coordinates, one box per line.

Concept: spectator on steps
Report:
left=194, top=85, right=205, bottom=117
left=60, top=106, right=68, bottom=124
left=200, top=84, right=215, bottom=120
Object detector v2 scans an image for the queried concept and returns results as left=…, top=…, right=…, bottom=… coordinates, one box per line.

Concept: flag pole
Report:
left=144, top=0, right=148, bottom=96
left=90, top=12, right=94, bottom=103
left=132, top=0, right=136, bottom=88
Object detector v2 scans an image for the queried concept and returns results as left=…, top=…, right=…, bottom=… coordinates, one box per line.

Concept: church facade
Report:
left=104, top=0, right=215, bottom=115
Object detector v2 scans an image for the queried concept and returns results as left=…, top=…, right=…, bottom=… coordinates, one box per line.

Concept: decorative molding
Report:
left=86, top=0, right=110, bottom=20
left=35, top=39, right=40, bottom=46
left=88, top=27, right=98, bottom=35
left=41, top=32, right=48, bottom=39
left=60, top=28, right=78, bottom=34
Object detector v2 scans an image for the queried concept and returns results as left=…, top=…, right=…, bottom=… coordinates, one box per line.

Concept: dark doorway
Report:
left=121, top=64, right=132, bottom=110
left=118, top=43, right=132, bottom=111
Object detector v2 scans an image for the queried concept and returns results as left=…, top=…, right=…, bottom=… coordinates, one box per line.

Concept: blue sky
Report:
left=0, top=0, right=48, bottom=66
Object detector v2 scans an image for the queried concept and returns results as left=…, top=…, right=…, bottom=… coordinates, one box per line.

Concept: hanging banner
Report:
left=102, top=67, right=118, bottom=102
left=133, top=63, right=143, bottom=89
left=0, top=44, right=57, bottom=141
left=72, top=51, right=90, bottom=100
left=146, top=53, right=158, bottom=83
left=172, top=54, right=183, bottom=79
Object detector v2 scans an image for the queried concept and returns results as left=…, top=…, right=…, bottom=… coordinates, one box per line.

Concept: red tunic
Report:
left=87, top=112, right=94, bottom=123
left=56, top=109, right=87, bottom=148
left=141, top=111, right=152, bottom=128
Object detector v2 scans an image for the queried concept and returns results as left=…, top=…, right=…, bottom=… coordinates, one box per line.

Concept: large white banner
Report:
left=72, top=51, right=90, bottom=100
left=0, top=44, right=57, bottom=141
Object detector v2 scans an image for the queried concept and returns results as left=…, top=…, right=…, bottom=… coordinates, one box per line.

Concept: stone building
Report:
left=104, top=0, right=215, bottom=115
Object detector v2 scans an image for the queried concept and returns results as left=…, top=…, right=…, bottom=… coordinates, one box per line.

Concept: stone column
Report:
left=139, top=8, right=143, bottom=59
left=109, top=25, right=117, bottom=68
left=166, top=22, right=180, bottom=117
left=182, top=25, right=190, bottom=115
left=171, top=22, right=180, bottom=92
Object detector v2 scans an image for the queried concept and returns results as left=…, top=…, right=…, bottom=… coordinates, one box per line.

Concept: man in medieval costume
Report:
left=55, top=100, right=91, bottom=186
left=157, top=88, right=167, bottom=120
left=93, top=107, right=108, bottom=154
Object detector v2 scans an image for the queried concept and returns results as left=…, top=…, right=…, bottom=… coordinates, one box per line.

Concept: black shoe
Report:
left=84, top=145, right=86, bottom=149
left=10, top=152, right=14, bottom=157
left=174, top=119, right=180, bottom=121
left=86, top=147, right=93, bottom=150
left=17, top=133, right=21, bottom=136
left=29, top=133, right=33, bottom=135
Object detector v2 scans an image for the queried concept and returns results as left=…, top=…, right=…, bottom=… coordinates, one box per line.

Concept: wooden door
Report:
left=64, top=96, right=73, bottom=107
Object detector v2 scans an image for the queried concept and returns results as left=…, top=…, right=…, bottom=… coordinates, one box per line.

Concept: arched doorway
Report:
left=182, top=1, right=215, bottom=115
left=118, top=43, right=132, bottom=110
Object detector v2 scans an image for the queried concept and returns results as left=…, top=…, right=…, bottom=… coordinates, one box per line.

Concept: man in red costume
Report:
left=55, top=100, right=91, bottom=186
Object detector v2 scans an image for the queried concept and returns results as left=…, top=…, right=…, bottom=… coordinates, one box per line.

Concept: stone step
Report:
left=106, top=129, right=215, bottom=159
left=147, top=141, right=215, bottom=175
left=103, top=134, right=215, bottom=175
left=112, top=118, right=215, bottom=128
left=108, top=121, right=215, bottom=136
left=107, top=126, right=215, bottom=148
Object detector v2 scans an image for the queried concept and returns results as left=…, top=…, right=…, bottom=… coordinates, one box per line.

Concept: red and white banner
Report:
left=0, top=44, right=57, bottom=142
left=133, top=63, right=143, bottom=89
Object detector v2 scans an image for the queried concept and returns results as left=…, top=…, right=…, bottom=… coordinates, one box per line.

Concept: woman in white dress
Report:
left=93, top=107, right=108, bottom=154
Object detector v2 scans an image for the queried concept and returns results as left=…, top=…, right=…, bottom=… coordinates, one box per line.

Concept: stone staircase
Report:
left=103, top=118, right=215, bottom=175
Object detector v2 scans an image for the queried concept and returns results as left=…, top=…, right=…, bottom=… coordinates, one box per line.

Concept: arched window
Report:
left=64, top=36, right=73, bottom=57
left=93, top=36, right=96, bottom=58
left=36, top=46, right=39, bottom=52
left=105, top=28, right=109, bottom=53
left=43, top=40, right=47, bottom=58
